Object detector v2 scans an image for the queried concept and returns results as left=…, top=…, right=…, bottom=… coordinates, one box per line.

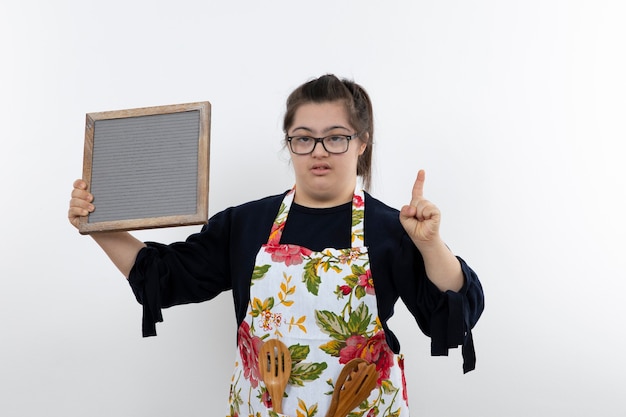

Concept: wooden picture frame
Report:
left=79, top=102, right=211, bottom=234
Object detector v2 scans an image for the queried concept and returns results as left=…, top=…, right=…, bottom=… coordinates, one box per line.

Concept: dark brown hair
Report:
left=283, top=74, right=374, bottom=191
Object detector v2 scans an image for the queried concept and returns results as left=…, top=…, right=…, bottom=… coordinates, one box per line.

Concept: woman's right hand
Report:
left=67, top=178, right=146, bottom=277
left=68, top=179, right=94, bottom=230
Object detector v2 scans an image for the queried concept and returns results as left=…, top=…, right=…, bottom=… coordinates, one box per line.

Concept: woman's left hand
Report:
left=399, top=170, right=441, bottom=247
left=400, top=170, right=464, bottom=292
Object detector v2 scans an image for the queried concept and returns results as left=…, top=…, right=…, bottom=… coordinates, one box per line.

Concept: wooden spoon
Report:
left=325, top=358, right=379, bottom=417
left=258, top=339, right=292, bottom=414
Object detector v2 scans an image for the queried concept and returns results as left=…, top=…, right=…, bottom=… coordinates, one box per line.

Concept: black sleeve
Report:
left=426, top=257, right=484, bottom=373
left=128, top=207, right=236, bottom=337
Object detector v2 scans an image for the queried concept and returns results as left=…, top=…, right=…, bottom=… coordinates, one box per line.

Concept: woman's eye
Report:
left=296, top=136, right=313, bottom=143
left=328, top=136, right=345, bottom=142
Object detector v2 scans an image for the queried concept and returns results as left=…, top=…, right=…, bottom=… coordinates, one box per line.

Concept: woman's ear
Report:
left=358, top=132, right=369, bottom=155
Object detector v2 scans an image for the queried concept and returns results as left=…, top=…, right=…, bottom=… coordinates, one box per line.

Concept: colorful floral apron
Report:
left=227, top=189, right=410, bottom=417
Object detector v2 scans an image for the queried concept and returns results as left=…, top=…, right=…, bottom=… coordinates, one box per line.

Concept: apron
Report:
left=227, top=189, right=410, bottom=417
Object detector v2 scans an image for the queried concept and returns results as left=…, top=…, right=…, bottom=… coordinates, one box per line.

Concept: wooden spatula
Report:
left=325, top=358, right=379, bottom=417
left=258, top=339, right=292, bottom=415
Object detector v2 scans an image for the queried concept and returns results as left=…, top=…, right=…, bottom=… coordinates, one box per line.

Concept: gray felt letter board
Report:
left=79, top=102, right=210, bottom=234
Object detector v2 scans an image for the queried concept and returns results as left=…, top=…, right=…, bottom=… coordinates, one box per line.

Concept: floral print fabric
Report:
left=228, top=189, right=410, bottom=417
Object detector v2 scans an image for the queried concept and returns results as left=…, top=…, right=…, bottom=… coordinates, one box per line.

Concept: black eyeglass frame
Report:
left=286, top=132, right=360, bottom=155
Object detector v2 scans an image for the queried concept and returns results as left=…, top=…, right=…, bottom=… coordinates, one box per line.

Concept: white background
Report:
left=1, top=1, right=625, bottom=416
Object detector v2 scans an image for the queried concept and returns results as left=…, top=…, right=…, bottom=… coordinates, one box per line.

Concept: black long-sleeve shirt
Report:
left=128, top=191, right=484, bottom=372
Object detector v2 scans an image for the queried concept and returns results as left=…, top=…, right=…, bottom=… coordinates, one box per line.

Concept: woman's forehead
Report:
left=289, top=101, right=352, bottom=133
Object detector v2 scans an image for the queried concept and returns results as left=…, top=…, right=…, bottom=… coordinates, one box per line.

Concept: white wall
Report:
left=2, top=1, right=625, bottom=416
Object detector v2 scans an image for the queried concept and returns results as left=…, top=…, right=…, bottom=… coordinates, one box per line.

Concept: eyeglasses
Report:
left=286, top=133, right=359, bottom=155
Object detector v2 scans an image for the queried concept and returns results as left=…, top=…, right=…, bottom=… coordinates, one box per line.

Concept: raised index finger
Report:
left=410, top=169, right=426, bottom=205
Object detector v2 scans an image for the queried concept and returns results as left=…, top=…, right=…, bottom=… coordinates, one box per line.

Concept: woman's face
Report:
left=287, top=100, right=367, bottom=207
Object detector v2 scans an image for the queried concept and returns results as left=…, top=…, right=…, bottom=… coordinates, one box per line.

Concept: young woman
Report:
left=69, top=74, right=484, bottom=417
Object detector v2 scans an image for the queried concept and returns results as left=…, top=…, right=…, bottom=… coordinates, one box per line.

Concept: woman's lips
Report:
left=311, top=164, right=331, bottom=175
